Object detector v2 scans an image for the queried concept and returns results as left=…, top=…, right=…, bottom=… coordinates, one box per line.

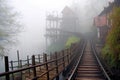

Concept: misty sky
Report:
left=7, top=0, right=73, bottom=59
left=0, top=0, right=115, bottom=73
left=71, top=0, right=114, bottom=33
left=7, top=0, right=114, bottom=59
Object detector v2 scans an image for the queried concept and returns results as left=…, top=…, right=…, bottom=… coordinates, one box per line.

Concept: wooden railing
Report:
left=9, top=54, right=43, bottom=71
left=0, top=41, right=82, bottom=80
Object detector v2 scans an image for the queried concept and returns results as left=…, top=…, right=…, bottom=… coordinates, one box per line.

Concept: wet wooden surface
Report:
left=75, top=42, right=105, bottom=80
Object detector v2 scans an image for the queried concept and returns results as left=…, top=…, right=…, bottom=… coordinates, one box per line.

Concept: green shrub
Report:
left=65, top=36, right=80, bottom=48
left=102, top=44, right=116, bottom=67
left=103, top=7, right=120, bottom=68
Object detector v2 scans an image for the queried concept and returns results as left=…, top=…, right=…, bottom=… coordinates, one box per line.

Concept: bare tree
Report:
left=0, top=0, right=21, bottom=56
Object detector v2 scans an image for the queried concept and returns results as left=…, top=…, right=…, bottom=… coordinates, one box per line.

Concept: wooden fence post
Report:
left=17, top=50, right=20, bottom=68
left=69, top=48, right=71, bottom=55
left=69, top=49, right=71, bottom=61
left=10, top=61, right=13, bottom=71
left=20, top=60, right=22, bottom=68
left=50, top=52, right=52, bottom=66
left=55, top=52, right=59, bottom=80
left=38, top=54, right=42, bottom=71
left=27, top=56, right=30, bottom=76
left=43, top=54, right=49, bottom=80
left=32, top=55, right=36, bottom=78
left=20, top=60, right=22, bottom=80
left=70, top=48, right=73, bottom=60
left=67, top=49, right=69, bottom=64
left=62, top=50, right=65, bottom=68
left=38, top=54, right=40, bottom=63
left=4, top=56, right=10, bottom=80
left=10, top=61, right=14, bottom=80
left=43, top=53, right=45, bottom=63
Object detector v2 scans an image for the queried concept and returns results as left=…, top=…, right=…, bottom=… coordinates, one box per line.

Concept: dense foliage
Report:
left=102, top=7, right=120, bottom=68
left=65, top=36, right=80, bottom=48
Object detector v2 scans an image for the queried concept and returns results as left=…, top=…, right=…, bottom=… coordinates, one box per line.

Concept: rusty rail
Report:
left=67, top=40, right=111, bottom=80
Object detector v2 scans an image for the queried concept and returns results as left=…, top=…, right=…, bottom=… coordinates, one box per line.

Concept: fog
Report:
left=71, top=0, right=114, bottom=33
left=0, top=0, right=114, bottom=72
left=7, top=0, right=72, bottom=59
left=8, top=0, right=113, bottom=58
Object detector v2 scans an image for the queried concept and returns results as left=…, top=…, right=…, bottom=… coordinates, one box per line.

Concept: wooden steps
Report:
left=75, top=42, right=105, bottom=80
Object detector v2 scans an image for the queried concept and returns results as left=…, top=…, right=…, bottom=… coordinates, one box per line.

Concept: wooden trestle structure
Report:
left=45, top=6, right=79, bottom=49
